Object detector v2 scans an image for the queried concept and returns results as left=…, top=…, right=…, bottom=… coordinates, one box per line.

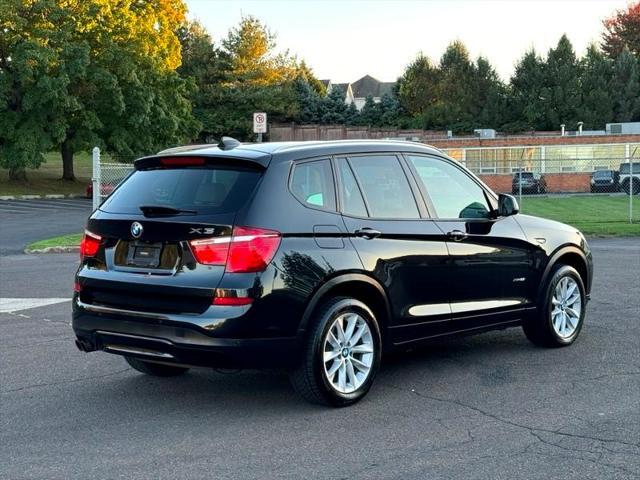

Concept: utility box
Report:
left=606, top=122, right=640, bottom=135
left=474, top=129, right=496, bottom=139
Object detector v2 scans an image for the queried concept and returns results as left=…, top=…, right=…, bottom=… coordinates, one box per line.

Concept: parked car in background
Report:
left=73, top=139, right=593, bottom=406
left=619, top=162, right=640, bottom=194
left=85, top=183, right=116, bottom=199
left=512, top=171, right=547, bottom=194
left=590, top=170, right=620, bottom=192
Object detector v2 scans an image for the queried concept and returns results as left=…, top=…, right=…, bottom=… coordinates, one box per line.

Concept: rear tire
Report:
left=523, top=264, right=586, bottom=348
left=125, top=356, right=190, bottom=377
left=290, top=296, right=381, bottom=407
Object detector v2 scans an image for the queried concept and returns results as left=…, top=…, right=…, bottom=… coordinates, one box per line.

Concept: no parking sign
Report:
left=253, top=112, right=267, bottom=134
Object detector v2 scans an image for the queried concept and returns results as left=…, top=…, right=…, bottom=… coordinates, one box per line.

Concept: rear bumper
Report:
left=72, top=299, right=300, bottom=369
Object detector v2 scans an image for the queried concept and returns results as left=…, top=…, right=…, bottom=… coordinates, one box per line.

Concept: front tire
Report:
left=523, top=264, right=586, bottom=347
left=125, top=356, right=190, bottom=377
left=290, top=297, right=381, bottom=407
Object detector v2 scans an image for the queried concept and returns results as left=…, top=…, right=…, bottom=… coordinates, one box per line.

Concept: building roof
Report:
left=350, top=75, right=395, bottom=99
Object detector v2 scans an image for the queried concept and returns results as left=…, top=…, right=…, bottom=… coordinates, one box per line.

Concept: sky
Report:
left=185, top=0, right=630, bottom=83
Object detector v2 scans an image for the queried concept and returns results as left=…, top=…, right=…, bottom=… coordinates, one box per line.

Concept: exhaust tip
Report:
left=75, top=338, right=95, bottom=352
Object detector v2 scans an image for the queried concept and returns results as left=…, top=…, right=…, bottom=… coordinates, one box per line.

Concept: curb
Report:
left=0, top=194, right=88, bottom=201
left=24, top=246, right=80, bottom=254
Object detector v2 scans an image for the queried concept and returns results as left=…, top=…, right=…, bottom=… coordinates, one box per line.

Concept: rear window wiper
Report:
left=139, top=205, right=197, bottom=216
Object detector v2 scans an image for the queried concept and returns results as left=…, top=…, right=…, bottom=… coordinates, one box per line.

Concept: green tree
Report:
left=541, top=35, right=581, bottom=130
left=510, top=49, right=547, bottom=130
left=0, top=0, right=198, bottom=181
left=611, top=49, right=640, bottom=122
left=396, top=52, right=440, bottom=117
left=579, top=45, right=614, bottom=129
left=602, top=1, right=640, bottom=58
left=319, top=86, right=349, bottom=124
left=358, top=96, right=381, bottom=126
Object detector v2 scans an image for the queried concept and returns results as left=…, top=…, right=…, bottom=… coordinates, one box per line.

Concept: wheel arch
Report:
left=298, top=273, right=391, bottom=341
left=538, top=245, right=590, bottom=302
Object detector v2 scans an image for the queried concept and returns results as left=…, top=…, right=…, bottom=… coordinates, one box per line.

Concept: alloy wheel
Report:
left=322, top=312, right=374, bottom=394
left=551, top=276, right=582, bottom=338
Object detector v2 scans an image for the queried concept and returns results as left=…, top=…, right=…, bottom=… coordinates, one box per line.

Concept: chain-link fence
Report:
left=91, top=148, right=135, bottom=210
left=442, top=143, right=639, bottom=232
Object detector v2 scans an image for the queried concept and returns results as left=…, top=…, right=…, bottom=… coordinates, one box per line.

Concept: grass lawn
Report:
left=521, top=195, right=640, bottom=236
left=0, top=152, right=94, bottom=196
left=25, top=233, right=82, bottom=251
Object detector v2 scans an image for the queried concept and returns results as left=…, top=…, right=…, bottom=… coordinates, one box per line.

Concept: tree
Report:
left=320, top=86, right=349, bottom=124
left=221, top=15, right=297, bottom=85
left=470, top=57, right=508, bottom=128
left=579, top=45, right=614, bottom=129
left=358, top=96, right=381, bottom=126
left=611, top=49, right=640, bottom=122
left=436, top=41, right=476, bottom=130
left=510, top=49, right=548, bottom=130
left=602, top=1, right=640, bottom=58
left=540, top=35, right=581, bottom=130
left=396, top=52, right=440, bottom=117
left=1, top=0, right=198, bottom=181
left=179, top=15, right=321, bottom=139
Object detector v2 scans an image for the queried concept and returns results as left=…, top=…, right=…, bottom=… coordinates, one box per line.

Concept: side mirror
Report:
left=498, top=193, right=520, bottom=217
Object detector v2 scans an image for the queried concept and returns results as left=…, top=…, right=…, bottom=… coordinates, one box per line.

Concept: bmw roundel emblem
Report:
left=131, top=222, right=143, bottom=239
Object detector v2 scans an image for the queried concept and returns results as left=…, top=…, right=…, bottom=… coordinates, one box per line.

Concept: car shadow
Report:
left=93, top=328, right=533, bottom=414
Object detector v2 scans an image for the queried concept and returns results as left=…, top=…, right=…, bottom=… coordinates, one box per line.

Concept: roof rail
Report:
left=219, top=136, right=241, bottom=151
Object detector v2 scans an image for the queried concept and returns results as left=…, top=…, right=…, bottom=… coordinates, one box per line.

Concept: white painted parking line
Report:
left=0, top=298, right=71, bottom=313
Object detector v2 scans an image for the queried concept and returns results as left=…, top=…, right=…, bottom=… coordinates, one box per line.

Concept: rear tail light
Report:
left=80, top=230, right=102, bottom=259
left=189, top=226, right=281, bottom=273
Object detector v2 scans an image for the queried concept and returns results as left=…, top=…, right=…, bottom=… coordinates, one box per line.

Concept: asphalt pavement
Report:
left=0, top=199, right=92, bottom=255
left=1, top=237, right=639, bottom=479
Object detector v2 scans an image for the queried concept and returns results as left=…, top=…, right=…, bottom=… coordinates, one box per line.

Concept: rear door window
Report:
left=290, top=159, right=336, bottom=211
left=336, top=158, right=368, bottom=217
left=100, top=167, right=262, bottom=215
left=346, top=155, right=419, bottom=219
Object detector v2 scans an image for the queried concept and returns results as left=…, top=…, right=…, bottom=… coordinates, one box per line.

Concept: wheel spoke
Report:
left=565, top=307, right=580, bottom=319
left=346, top=360, right=357, bottom=388
left=352, top=344, right=374, bottom=354
left=565, top=281, right=577, bottom=299
left=327, top=330, right=340, bottom=349
left=566, top=293, right=580, bottom=307
left=343, top=315, right=357, bottom=343
left=338, top=362, right=347, bottom=391
left=335, top=318, right=346, bottom=344
left=349, top=324, right=366, bottom=346
left=551, top=307, right=562, bottom=317
left=327, top=359, right=341, bottom=377
left=552, top=297, right=562, bottom=306
left=324, top=350, right=341, bottom=362
left=351, top=356, right=370, bottom=370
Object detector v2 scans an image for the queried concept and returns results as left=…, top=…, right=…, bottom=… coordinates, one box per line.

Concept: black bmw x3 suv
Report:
left=73, top=139, right=593, bottom=406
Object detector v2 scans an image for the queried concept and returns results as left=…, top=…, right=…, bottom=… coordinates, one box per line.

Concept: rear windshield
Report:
left=620, top=163, right=640, bottom=174
left=100, top=167, right=261, bottom=215
left=593, top=170, right=613, bottom=178
left=515, top=172, right=534, bottom=178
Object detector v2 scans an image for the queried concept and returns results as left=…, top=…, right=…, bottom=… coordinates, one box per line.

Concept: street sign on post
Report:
left=253, top=112, right=267, bottom=142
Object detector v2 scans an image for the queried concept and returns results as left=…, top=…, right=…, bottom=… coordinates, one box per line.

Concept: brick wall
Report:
left=479, top=173, right=592, bottom=194
left=429, top=134, right=640, bottom=149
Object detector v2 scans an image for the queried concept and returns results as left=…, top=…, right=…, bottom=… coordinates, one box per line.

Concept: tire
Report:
left=523, top=264, right=586, bottom=348
left=289, top=296, right=382, bottom=407
left=125, top=356, right=190, bottom=377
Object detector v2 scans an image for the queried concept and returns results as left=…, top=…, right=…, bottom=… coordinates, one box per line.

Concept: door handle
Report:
left=354, top=228, right=382, bottom=240
left=446, top=229, right=468, bottom=241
